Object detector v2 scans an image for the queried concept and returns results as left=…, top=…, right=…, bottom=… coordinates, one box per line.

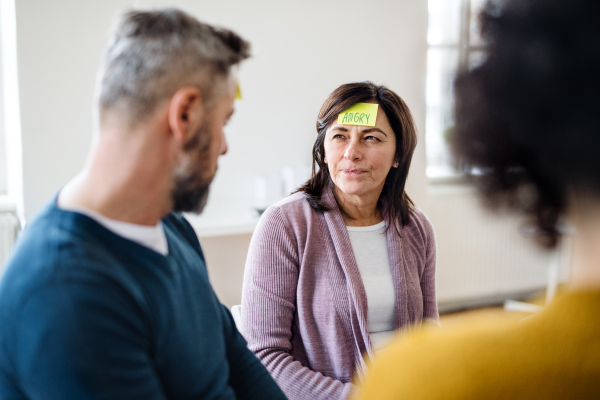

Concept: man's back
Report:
left=0, top=198, right=283, bottom=399
left=358, top=290, right=600, bottom=399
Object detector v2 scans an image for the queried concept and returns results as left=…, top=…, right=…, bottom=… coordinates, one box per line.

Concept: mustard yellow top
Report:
left=356, top=290, right=600, bottom=400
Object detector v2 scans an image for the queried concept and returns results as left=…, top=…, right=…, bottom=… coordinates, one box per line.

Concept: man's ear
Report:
left=168, top=87, right=203, bottom=143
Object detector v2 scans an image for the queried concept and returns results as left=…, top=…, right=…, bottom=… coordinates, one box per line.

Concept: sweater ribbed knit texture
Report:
left=241, top=188, right=438, bottom=400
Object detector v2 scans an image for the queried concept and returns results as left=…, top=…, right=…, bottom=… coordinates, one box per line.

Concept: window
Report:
left=426, top=0, right=487, bottom=178
left=0, top=0, right=24, bottom=222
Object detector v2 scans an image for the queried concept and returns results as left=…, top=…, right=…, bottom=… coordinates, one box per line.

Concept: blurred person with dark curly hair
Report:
left=356, top=0, right=600, bottom=398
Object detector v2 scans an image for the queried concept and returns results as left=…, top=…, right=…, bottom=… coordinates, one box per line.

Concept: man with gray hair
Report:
left=0, top=8, right=286, bottom=400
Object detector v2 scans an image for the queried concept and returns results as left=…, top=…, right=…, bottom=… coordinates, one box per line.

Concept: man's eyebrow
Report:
left=362, top=127, right=388, bottom=137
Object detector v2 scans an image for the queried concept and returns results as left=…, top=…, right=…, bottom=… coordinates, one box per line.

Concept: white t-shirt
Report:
left=57, top=203, right=169, bottom=256
left=346, top=221, right=396, bottom=352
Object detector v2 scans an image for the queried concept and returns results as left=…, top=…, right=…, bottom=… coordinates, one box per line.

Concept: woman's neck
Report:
left=334, top=187, right=384, bottom=227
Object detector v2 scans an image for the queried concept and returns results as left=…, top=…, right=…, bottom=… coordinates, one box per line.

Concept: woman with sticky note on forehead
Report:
left=241, top=81, right=437, bottom=400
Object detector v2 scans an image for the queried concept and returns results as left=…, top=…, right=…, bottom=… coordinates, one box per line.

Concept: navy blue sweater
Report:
left=0, top=199, right=286, bottom=400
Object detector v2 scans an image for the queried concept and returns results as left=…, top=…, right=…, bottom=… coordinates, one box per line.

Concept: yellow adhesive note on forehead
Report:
left=235, top=82, right=242, bottom=100
left=337, top=103, right=378, bottom=127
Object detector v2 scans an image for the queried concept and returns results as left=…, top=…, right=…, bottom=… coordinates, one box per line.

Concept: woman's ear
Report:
left=392, top=160, right=399, bottom=168
left=168, top=87, right=203, bottom=143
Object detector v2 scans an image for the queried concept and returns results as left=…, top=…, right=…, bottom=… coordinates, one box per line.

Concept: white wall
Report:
left=429, top=184, right=570, bottom=311
left=15, top=0, right=428, bottom=222
left=200, top=233, right=252, bottom=308
left=16, top=0, right=119, bottom=220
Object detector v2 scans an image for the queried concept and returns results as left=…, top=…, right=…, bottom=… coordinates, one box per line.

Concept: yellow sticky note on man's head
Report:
left=337, top=103, right=378, bottom=127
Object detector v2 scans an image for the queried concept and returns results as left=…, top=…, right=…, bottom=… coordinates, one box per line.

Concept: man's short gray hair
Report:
left=97, top=8, right=250, bottom=124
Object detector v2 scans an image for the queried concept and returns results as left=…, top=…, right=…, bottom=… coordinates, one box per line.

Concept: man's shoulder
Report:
left=7, top=205, right=89, bottom=273
left=9, top=204, right=121, bottom=267
left=1, top=204, right=144, bottom=312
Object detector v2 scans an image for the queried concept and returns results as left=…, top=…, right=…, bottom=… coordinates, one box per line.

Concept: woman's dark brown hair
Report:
left=297, top=81, right=418, bottom=234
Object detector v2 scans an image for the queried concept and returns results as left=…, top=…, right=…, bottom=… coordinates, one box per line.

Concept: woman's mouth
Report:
left=342, top=169, right=365, bottom=176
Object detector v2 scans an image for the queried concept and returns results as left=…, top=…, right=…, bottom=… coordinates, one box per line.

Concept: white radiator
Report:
left=428, top=184, right=570, bottom=312
left=0, top=212, right=19, bottom=277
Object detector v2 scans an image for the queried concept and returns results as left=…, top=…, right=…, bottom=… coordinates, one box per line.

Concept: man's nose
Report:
left=220, top=132, right=228, bottom=156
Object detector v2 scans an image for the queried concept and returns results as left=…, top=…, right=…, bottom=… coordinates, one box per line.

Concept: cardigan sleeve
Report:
left=241, top=206, right=354, bottom=400
left=420, top=214, right=439, bottom=323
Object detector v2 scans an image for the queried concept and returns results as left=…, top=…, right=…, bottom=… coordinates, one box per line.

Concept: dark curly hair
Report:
left=451, top=0, right=600, bottom=248
left=297, top=81, right=418, bottom=235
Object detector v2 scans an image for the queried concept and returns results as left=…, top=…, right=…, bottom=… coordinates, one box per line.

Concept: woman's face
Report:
left=324, top=104, right=397, bottom=201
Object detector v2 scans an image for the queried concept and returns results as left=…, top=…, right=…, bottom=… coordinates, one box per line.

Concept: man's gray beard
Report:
left=171, top=172, right=211, bottom=214
left=171, top=116, right=213, bottom=214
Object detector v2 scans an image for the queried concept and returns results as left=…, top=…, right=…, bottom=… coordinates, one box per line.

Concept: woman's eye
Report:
left=365, top=136, right=380, bottom=141
left=333, top=134, right=346, bottom=139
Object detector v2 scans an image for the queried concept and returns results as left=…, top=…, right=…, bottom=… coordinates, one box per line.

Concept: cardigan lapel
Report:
left=385, top=215, right=411, bottom=330
left=383, top=204, right=421, bottom=332
left=321, top=188, right=374, bottom=372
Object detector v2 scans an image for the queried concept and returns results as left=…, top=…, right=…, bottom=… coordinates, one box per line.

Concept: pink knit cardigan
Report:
left=241, top=188, right=438, bottom=400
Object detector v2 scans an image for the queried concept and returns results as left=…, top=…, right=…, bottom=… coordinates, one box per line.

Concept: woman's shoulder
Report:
left=270, top=191, right=308, bottom=210
left=404, top=206, right=435, bottom=241
left=258, top=192, right=321, bottom=231
left=251, top=192, right=336, bottom=252
left=409, top=207, right=433, bottom=227
left=265, top=192, right=312, bottom=216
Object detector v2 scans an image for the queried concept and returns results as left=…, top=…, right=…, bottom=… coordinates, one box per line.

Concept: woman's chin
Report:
left=335, top=184, right=372, bottom=198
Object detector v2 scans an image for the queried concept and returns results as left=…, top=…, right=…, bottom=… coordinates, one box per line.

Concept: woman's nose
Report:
left=344, top=140, right=362, bottom=161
